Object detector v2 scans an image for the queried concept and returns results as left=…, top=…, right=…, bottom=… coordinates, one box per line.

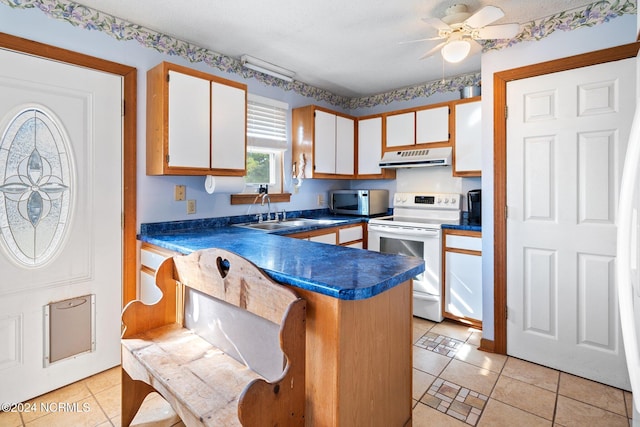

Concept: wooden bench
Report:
left=120, top=248, right=306, bottom=426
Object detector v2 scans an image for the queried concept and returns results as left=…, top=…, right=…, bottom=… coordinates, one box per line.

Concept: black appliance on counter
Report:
left=467, top=189, right=481, bottom=225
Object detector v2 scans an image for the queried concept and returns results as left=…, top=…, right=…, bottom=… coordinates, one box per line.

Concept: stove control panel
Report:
left=394, top=193, right=461, bottom=209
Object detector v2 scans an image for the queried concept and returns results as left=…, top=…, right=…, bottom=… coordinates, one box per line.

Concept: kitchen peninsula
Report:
left=138, top=220, right=424, bottom=426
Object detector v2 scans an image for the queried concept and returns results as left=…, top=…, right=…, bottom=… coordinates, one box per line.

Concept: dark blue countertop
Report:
left=139, top=212, right=425, bottom=301
left=442, top=222, right=482, bottom=232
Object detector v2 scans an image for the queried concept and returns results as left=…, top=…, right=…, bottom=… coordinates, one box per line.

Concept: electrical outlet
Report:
left=187, top=199, right=196, bottom=214
left=174, top=185, right=186, bottom=201
left=317, top=194, right=324, bottom=206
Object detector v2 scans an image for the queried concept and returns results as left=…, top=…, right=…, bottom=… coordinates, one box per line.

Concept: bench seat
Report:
left=121, top=248, right=306, bottom=427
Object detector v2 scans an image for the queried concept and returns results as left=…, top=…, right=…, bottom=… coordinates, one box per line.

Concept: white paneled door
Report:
left=506, top=58, right=634, bottom=390
left=0, top=49, right=122, bottom=402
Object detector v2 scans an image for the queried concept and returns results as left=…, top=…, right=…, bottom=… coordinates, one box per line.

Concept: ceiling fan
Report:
left=410, top=4, right=520, bottom=63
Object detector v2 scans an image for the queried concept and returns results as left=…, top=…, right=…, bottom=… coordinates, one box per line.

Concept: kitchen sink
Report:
left=280, top=218, right=347, bottom=226
left=236, top=222, right=293, bottom=231
left=235, top=217, right=347, bottom=232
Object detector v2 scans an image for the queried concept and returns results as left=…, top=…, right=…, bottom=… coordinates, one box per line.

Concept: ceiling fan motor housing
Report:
left=441, top=4, right=471, bottom=25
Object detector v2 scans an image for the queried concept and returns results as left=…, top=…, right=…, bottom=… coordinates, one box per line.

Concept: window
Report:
left=0, top=107, right=73, bottom=267
left=245, top=94, right=288, bottom=192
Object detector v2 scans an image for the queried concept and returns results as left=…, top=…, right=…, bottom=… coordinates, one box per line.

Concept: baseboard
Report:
left=478, top=338, right=495, bottom=353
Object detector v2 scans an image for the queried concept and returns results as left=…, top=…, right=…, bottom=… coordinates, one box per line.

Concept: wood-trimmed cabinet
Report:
left=442, top=229, right=482, bottom=328
left=292, top=105, right=355, bottom=179
left=356, top=115, right=396, bottom=179
left=288, top=223, right=366, bottom=249
left=451, top=97, right=482, bottom=177
left=383, top=102, right=450, bottom=151
left=146, top=62, right=247, bottom=176
left=139, top=243, right=179, bottom=303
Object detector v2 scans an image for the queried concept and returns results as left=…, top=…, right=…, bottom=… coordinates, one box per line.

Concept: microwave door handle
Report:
left=369, top=225, right=439, bottom=238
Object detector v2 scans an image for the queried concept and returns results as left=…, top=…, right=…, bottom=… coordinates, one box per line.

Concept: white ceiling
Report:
left=74, top=0, right=597, bottom=97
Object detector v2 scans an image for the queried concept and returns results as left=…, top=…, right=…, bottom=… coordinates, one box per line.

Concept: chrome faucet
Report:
left=261, top=193, right=271, bottom=222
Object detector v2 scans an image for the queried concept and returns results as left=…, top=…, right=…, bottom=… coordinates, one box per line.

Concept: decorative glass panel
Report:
left=0, top=107, right=73, bottom=267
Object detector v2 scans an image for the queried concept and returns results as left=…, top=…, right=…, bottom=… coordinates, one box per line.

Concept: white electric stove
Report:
left=368, top=192, right=461, bottom=322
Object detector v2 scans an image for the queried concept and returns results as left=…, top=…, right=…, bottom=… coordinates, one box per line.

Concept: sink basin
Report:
left=235, top=217, right=348, bottom=232
left=235, top=222, right=293, bottom=231
left=280, top=218, right=347, bottom=226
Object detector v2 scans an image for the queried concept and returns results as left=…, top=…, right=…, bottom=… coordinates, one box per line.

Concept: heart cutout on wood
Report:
left=216, top=256, right=230, bottom=278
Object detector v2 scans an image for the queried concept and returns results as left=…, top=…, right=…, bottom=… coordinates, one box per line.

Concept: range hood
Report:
left=379, top=147, right=452, bottom=168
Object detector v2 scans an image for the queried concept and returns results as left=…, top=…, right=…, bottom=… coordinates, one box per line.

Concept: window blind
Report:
left=247, top=94, right=288, bottom=151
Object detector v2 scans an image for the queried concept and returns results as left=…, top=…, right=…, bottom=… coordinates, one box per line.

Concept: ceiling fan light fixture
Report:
left=441, top=39, right=471, bottom=63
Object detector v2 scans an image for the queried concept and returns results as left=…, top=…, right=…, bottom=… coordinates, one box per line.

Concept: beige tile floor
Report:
left=0, top=318, right=634, bottom=426
left=412, top=318, right=635, bottom=427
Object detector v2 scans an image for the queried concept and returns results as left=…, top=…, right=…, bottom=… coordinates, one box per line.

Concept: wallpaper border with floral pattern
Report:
left=1, top=0, right=636, bottom=109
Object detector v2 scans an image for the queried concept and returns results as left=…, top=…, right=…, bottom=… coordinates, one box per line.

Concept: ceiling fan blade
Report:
left=419, top=41, right=446, bottom=60
left=399, top=35, right=444, bottom=44
left=421, top=17, right=451, bottom=32
left=474, top=23, right=520, bottom=40
left=464, top=5, right=505, bottom=29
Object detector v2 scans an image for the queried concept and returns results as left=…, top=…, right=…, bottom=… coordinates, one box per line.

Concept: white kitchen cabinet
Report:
left=167, top=71, right=210, bottom=169
left=384, top=103, right=450, bottom=150
left=452, top=97, right=481, bottom=176
left=335, top=115, right=355, bottom=175
left=356, top=116, right=396, bottom=179
left=211, top=82, right=247, bottom=171
left=314, top=110, right=337, bottom=174
left=147, top=62, right=247, bottom=176
left=442, top=230, right=482, bottom=327
left=310, top=232, right=338, bottom=245
left=292, top=105, right=355, bottom=179
left=139, top=243, right=178, bottom=304
left=357, top=116, right=382, bottom=175
left=314, top=111, right=354, bottom=175
left=416, top=105, right=449, bottom=144
left=385, top=111, right=414, bottom=148
left=289, top=223, right=366, bottom=248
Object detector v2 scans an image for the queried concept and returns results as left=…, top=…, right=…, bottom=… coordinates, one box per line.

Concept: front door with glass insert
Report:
left=0, top=48, right=122, bottom=403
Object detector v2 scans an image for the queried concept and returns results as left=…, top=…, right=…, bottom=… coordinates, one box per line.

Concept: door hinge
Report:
left=166, top=154, right=170, bottom=163
left=505, top=105, right=509, bottom=119
left=505, top=307, right=508, bottom=320
left=121, top=100, right=125, bottom=117
left=166, top=73, right=170, bottom=82
left=121, top=212, right=125, bottom=230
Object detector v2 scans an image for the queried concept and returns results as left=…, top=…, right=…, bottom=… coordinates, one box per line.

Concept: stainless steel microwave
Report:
left=329, top=189, right=389, bottom=216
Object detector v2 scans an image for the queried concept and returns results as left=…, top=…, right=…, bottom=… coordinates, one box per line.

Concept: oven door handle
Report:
left=368, top=224, right=440, bottom=238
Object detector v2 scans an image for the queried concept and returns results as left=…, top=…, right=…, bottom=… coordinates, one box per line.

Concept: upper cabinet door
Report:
left=335, top=115, right=355, bottom=175
left=211, top=82, right=246, bottom=171
left=167, top=70, right=210, bottom=169
left=147, top=62, right=247, bottom=176
left=358, top=117, right=383, bottom=175
left=416, top=105, right=449, bottom=144
left=314, top=110, right=337, bottom=174
left=386, top=112, right=415, bottom=147
left=453, top=99, right=481, bottom=176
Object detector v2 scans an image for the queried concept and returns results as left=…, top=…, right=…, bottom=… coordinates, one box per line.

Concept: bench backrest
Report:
left=172, top=248, right=302, bottom=381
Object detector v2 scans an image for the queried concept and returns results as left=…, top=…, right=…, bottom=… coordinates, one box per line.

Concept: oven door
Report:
left=368, top=223, right=441, bottom=296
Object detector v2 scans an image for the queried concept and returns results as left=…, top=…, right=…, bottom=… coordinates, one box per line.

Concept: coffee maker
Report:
left=467, top=189, right=481, bottom=225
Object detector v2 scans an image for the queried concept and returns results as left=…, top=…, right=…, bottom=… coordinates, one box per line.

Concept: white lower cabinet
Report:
left=290, top=223, right=366, bottom=248
left=309, top=232, right=338, bottom=245
left=139, top=244, right=177, bottom=304
left=442, top=230, right=482, bottom=326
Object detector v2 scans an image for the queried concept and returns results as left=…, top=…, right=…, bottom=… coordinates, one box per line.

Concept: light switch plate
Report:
left=187, top=199, right=196, bottom=214
left=175, top=185, right=186, bottom=201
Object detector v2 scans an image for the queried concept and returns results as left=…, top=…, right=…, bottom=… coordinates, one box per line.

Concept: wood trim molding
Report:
left=479, top=338, right=495, bottom=353
left=0, top=32, right=138, bottom=306
left=230, top=193, right=291, bottom=205
left=492, top=41, right=640, bottom=355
